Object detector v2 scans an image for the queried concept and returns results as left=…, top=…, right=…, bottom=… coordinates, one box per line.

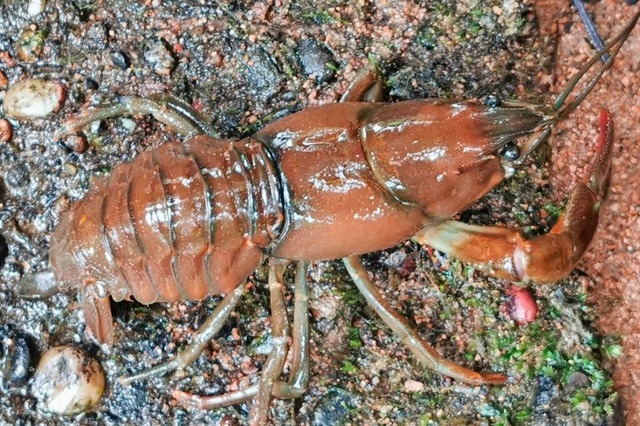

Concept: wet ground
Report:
left=0, top=0, right=636, bottom=424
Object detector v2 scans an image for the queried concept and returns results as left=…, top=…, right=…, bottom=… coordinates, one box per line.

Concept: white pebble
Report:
left=403, top=379, right=424, bottom=393
left=32, top=346, right=105, bottom=415
left=28, top=0, right=47, bottom=16
left=3, top=78, right=65, bottom=120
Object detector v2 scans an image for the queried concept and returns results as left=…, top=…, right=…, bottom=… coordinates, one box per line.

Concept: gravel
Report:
left=536, top=2, right=640, bottom=423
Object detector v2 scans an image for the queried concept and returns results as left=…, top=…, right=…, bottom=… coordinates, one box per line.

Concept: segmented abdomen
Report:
left=49, top=135, right=283, bottom=305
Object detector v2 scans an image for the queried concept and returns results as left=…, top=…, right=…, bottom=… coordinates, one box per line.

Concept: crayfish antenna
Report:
left=512, top=10, right=639, bottom=162
left=553, top=10, right=640, bottom=117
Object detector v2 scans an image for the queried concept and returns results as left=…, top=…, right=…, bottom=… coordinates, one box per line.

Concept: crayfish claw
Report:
left=413, top=110, right=615, bottom=285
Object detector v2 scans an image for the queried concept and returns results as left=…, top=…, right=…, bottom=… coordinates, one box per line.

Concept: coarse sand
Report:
left=537, top=1, right=640, bottom=422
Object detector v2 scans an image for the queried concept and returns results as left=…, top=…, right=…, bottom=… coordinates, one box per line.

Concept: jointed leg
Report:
left=413, top=110, right=614, bottom=284
left=249, top=263, right=290, bottom=424
left=119, top=283, right=246, bottom=384
left=173, top=262, right=311, bottom=409
left=147, top=93, right=217, bottom=136
left=56, top=93, right=216, bottom=139
left=174, top=264, right=292, bottom=423
left=340, top=64, right=384, bottom=103
left=287, top=261, right=310, bottom=393
left=343, top=256, right=506, bottom=385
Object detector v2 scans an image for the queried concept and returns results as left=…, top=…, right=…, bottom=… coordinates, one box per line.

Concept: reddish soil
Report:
left=536, top=1, right=640, bottom=422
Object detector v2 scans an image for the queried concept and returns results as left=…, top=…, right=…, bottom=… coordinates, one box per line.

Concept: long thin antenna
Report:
left=552, top=11, right=640, bottom=116
left=572, top=0, right=609, bottom=63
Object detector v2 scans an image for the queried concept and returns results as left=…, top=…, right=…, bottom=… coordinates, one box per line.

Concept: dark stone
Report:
left=241, top=48, right=283, bottom=100
left=500, top=142, right=520, bottom=162
left=312, top=387, right=359, bottom=426
left=84, top=77, right=99, bottom=91
left=103, top=381, right=151, bottom=423
left=484, top=94, right=502, bottom=108
left=533, top=375, right=558, bottom=410
left=0, top=325, right=36, bottom=390
left=111, top=50, right=131, bottom=70
left=565, top=371, right=591, bottom=393
left=296, top=39, right=337, bottom=83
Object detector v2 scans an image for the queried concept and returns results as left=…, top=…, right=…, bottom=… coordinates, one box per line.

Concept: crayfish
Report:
left=45, top=11, right=639, bottom=425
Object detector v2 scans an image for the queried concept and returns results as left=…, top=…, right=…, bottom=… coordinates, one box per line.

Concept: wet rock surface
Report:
left=0, top=0, right=632, bottom=424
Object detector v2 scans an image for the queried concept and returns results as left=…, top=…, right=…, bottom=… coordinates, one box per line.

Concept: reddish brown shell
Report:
left=49, top=136, right=285, bottom=342
left=50, top=100, right=541, bottom=343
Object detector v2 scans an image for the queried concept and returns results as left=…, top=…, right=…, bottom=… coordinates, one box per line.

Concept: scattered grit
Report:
left=536, top=1, right=640, bottom=423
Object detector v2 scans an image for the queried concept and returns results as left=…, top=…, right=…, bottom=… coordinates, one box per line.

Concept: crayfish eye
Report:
left=500, top=142, right=520, bottom=161
left=484, top=94, right=502, bottom=109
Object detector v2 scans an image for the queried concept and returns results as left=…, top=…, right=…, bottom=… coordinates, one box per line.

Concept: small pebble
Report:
left=242, top=47, right=283, bottom=101
left=63, top=163, right=78, bottom=176
left=0, top=119, right=12, bottom=143
left=210, top=51, right=223, bottom=67
left=110, top=50, right=131, bottom=70
left=32, top=346, right=105, bottom=415
left=27, top=0, right=47, bottom=16
left=84, top=23, right=108, bottom=50
left=507, top=285, right=538, bottom=325
left=60, top=134, right=87, bottom=153
left=17, top=30, right=45, bottom=61
left=403, top=379, right=424, bottom=393
left=296, top=39, right=337, bottom=83
left=0, top=325, right=34, bottom=390
left=84, top=78, right=99, bottom=91
left=311, top=388, right=358, bottom=426
left=78, top=118, right=102, bottom=136
left=14, top=271, right=59, bottom=299
left=3, top=79, right=65, bottom=120
left=574, top=400, right=591, bottom=412
left=484, top=94, right=502, bottom=108
left=385, top=251, right=416, bottom=278
left=0, top=71, right=8, bottom=88
left=118, top=117, right=136, bottom=133
left=144, top=40, right=175, bottom=76
left=386, top=251, right=408, bottom=269
left=565, top=371, right=591, bottom=392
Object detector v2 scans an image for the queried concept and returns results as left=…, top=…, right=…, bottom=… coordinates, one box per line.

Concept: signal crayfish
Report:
left=44, top=10, right=639, bottom=425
